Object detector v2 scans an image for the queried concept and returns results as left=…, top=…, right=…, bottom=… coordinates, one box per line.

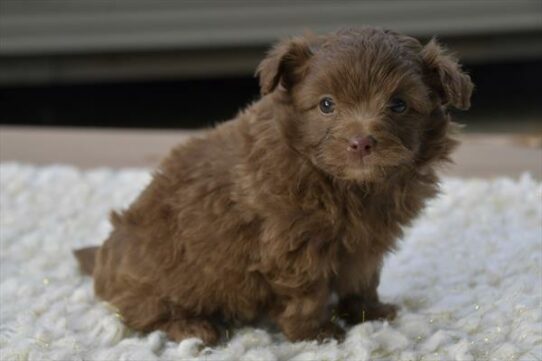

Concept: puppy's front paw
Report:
left=362, top=302, right=398, bottom=322
left=337, top=296, right=399, bottom=325
left=316, top=321, right=345, bottom=343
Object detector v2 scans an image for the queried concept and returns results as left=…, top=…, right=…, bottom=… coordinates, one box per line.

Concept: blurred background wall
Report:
left=1, top=0, right=541, bottom=131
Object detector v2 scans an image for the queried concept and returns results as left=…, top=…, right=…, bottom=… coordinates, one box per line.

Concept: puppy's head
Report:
left=257, top=27, right=473, bottom=182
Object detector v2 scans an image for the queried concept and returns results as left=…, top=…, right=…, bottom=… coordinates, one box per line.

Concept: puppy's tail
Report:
left=74, top=246, right=99, bottom=275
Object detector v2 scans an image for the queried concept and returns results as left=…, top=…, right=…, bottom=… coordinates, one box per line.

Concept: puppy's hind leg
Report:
left=113, top=291, right=220, bottom=345
left=157, top=316, right=220, bottom=345
left=74, top=246, right=99, bottom=275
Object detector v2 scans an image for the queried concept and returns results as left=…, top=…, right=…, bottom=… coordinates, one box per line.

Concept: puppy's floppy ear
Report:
left=421, top=38, right=474, bottom=110
left=255, top=36, right=313, bottom=95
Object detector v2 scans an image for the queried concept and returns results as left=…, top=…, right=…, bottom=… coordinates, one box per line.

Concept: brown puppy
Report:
left=75, top=26, right=472, bottom=345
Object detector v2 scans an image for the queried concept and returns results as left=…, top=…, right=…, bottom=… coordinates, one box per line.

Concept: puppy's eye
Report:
left=389, top=97, right=407, bottom=113
left=319, top=97, right=335, bottom=114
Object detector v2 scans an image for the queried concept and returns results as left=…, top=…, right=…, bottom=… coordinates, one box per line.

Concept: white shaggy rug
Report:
left=1, top=163, right=541, bottom=361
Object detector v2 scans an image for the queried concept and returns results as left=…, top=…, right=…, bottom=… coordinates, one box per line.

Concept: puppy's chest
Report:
left=328, top=188, right=415, bottom=250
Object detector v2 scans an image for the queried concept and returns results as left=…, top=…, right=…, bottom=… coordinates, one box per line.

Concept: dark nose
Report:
left=348, top=135, right=376, bottom=157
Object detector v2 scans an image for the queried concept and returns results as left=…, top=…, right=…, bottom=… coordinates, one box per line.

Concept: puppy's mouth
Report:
left=312, top=133, right=414, bottom=181
left=346, top=151, right=373, bottom=167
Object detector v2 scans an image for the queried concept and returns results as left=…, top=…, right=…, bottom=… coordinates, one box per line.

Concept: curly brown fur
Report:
left=75, top=26, right=472, bottom=344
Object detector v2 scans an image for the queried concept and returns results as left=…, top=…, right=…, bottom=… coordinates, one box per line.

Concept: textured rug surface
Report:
left=1, top=163, right=541, bottom=361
